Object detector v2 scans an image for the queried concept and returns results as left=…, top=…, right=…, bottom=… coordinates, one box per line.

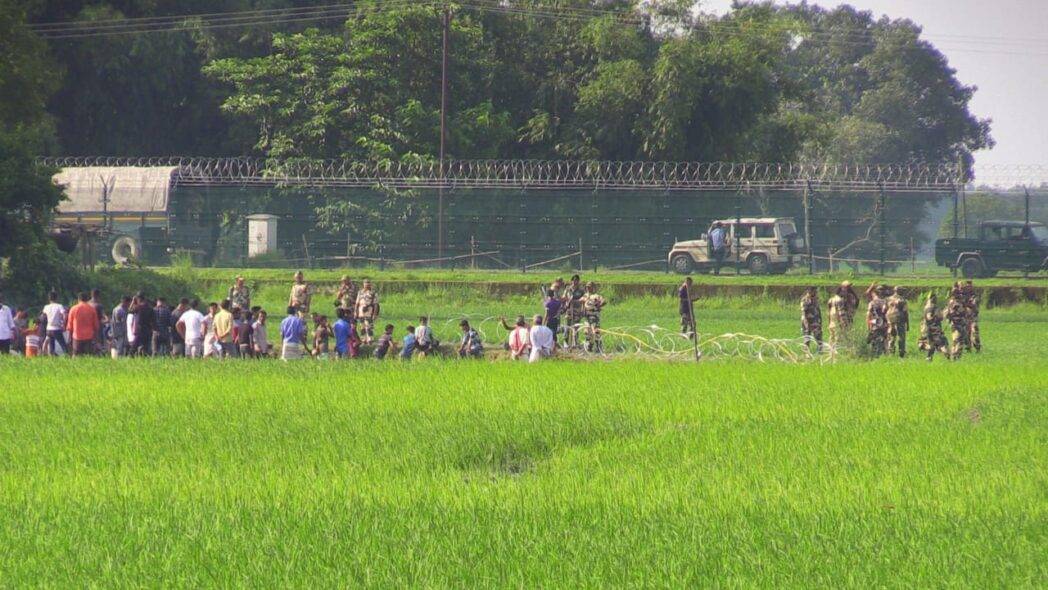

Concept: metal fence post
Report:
left=804, top=180, right=814, bottom=274
left=878, top=183, right=886, bottom=276
left=734, top=204, right=742, bottom=274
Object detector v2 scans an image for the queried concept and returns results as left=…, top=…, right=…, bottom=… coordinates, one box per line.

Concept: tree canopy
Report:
left=20, top=0, right=990, bottom=167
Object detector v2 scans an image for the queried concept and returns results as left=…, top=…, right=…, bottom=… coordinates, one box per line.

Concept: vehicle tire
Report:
left=959, top=257, right=982, bottom=279
left=747, top=254, right=769, bottom=274
left=111, top=235, right=141, bottom=265
left=671, top=254, right=694, bottom=274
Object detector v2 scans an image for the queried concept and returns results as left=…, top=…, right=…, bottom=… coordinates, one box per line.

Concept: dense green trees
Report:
left=21, top=0, right=990, bottom=167
left=0, top=0, right=71, bottom=298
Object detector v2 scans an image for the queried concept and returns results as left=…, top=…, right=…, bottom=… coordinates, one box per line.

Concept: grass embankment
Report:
left=170, top=266, right=1046, bottom=288
left=0, top=359, right=1044, bottom=586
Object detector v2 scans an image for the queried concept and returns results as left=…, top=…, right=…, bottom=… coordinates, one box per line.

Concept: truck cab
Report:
left=668, top=217, right=803, bottom=274
left=935, top=220, right=1048, bottom=277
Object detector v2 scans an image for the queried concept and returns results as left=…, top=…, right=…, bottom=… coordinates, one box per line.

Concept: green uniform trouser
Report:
left=868, top=328, right=887, bottom=356
left=969, top=320, right=981, bottom=352
left=888, top=323, right=906, bottom=357
left=950, top=325, right=969, bottom=359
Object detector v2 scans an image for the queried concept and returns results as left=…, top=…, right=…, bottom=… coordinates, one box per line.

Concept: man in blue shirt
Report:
left=709, top=222, right=728, bottom=275
left=280, top=306, right=307, bottom=360
left=333, top=308, right=352, bottom=359
left=400, top=324, right=417, bottom=360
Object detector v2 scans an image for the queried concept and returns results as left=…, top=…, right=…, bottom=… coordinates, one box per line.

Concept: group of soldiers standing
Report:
left=794, top=279, right=982, bottom=360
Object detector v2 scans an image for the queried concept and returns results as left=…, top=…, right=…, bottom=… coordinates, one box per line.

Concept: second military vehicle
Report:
left=935, top=220, right=1048, bottom=277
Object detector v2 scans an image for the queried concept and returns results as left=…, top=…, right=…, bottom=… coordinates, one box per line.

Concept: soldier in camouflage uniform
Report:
left=228, top=276, right=251, bottom=313
left=336, top=276, right=357, bottom=319
left=288, top=271, right=313, bottom=314
left=839, top=281, right=860, bottom=328
left=580, top=281, right=606, bottom=353
left=355, top=280, right=379, bottom=344
left=826, top=288, right=847, bottom=349
left=562, top=274, right=586, bottom=349
left=865, top=284, right=889, bottom=357
left=885, top=286, right=910, bottom=358
left=945, top=293, right=970, bottom=360
left=917, top=293, right=949, bottom=361
left=963, top=280, right=981, bottom=353
left=800, top=286, right=822, bottom=352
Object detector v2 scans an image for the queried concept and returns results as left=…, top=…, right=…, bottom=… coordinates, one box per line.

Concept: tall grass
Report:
left=0, top=359, right=1044, bottom=586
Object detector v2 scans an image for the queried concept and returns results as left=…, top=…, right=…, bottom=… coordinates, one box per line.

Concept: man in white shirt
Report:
left=528, top=314, right=555, bottom=363
left=41, top=291, right=69, bottom=355
left=176, top=299, right=206, bottom=358
left=414, top=316, right=437, bottom=355
left=0, top=292, right=15, bottom=354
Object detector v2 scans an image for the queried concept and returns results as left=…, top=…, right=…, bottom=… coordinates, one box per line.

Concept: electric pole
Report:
left=438, top=4, right=450, bottom=265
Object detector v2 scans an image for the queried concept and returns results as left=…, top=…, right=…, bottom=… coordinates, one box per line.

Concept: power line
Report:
left=26, top=0, right=1048, bottom=56
left=30, top=1, right=432, bottom=40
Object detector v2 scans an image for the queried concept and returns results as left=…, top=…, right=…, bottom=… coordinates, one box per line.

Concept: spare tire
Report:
left=111, top=235, right=141, bottom=265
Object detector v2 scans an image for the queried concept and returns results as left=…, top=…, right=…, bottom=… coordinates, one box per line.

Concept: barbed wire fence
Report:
left=42, top=157, right=1048, bottom=276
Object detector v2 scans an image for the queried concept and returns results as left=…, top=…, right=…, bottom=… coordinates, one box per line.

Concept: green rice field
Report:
left=0, top=276, right=1045, bottom=586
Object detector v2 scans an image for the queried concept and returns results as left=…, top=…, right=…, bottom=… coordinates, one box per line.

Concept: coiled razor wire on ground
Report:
left=38, top=157, right=974, bottom=193
left=437, top=316, right=836, bottom=363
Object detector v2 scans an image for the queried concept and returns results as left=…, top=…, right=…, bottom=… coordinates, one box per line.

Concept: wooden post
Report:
left=578, top=237, right=583, bottom=272
left=910, top=237, right=916, bottom=275
left=470, top=235, right=476, bottom=269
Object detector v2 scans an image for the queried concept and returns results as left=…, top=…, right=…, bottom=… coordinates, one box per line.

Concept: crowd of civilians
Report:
left=0, top=272, right=544, bottom=362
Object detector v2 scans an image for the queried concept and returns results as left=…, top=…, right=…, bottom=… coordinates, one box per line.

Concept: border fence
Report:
left=42, top=157, right=1047, bottom=276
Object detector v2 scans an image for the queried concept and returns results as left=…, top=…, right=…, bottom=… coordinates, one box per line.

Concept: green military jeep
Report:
left=934, top=220, right=1048, bottom=278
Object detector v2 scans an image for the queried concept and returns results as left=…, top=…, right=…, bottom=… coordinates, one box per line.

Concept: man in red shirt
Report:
left=66, top=291, right=101, bottom=356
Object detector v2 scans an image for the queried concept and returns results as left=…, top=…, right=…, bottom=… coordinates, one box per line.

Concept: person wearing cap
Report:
left=963, top=280, right=981, bottom=353
left=865, top=283, right=889, bottom=357
left=945, top=291, right=970, bottom=360
left=355, top=279, right=379, bottom=344
left=561, top=275, right=586, bottom=349
left=228, top=276, right=251, bottom=313
left=839, top=280, right=860, bottom=327
left=288, top=271, right=312, bottom=314
left=886, top=286, right=910, bottom=358
left=800, top=286, right=822, bottom=353
left=826, top=287, right=846, bottom=349
left=336, top=276, right=357, bottom=318
left=918, top=293, right=949, bottom=361
left=580, top=281, right=606, bottom=353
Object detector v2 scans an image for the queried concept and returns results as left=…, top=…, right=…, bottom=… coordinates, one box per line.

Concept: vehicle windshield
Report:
left=777, top=222, right=797, bottom=237
left=1030, top=225, right=1048, bottom=243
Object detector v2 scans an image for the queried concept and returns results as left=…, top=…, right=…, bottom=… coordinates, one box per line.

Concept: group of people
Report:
left=783, top=279, right=982, bottom=360
left=0, top=269, right=985, bottom=363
